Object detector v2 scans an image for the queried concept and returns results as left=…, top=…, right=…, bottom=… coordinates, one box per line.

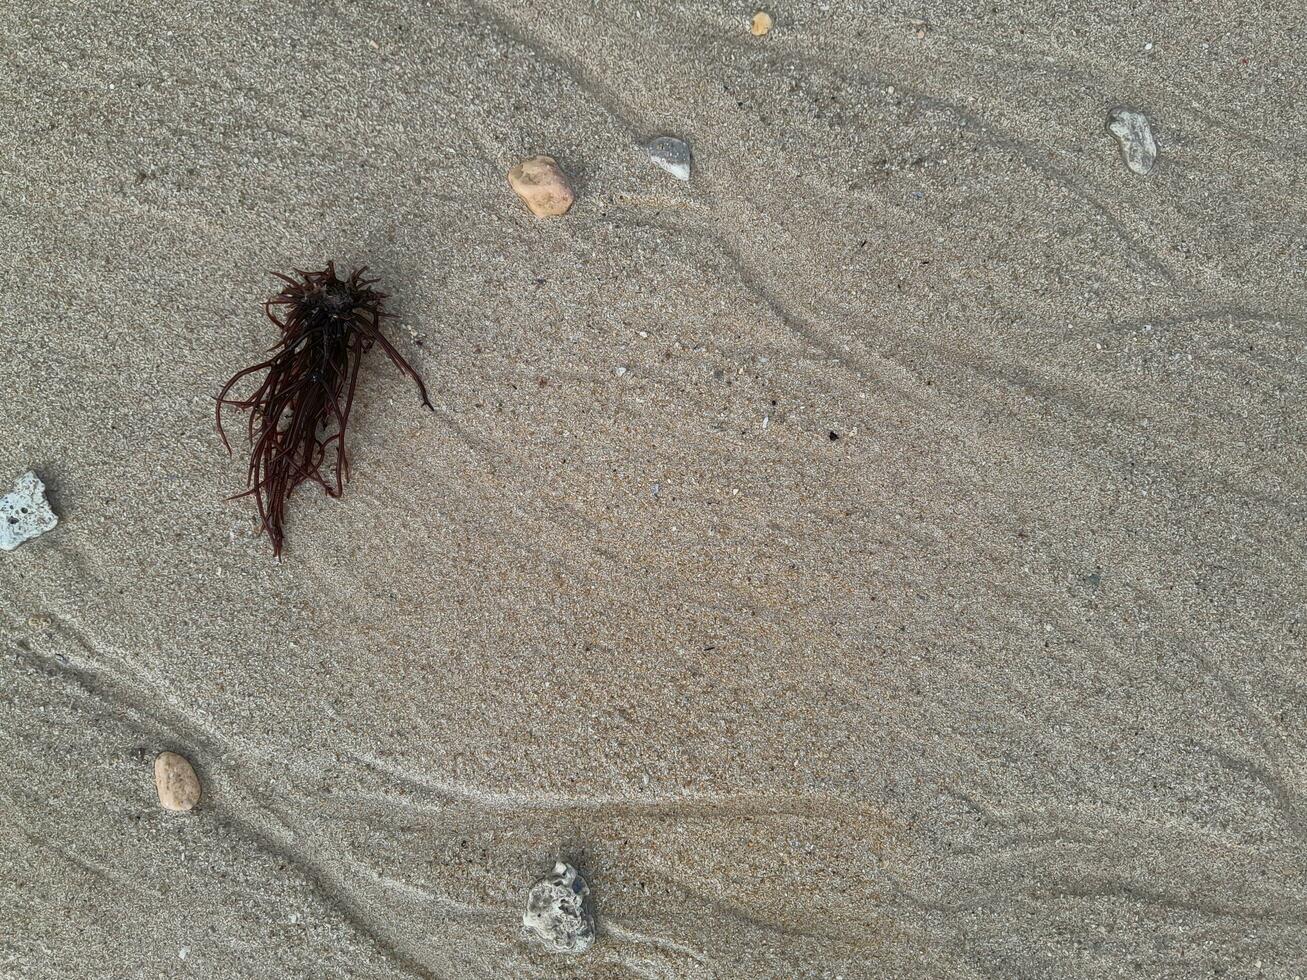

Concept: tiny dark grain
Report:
left=215, top=262, right=432, bottom=556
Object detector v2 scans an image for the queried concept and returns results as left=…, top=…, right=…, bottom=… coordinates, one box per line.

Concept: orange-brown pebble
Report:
left=750, top=11, right=772, bottom=36
left=154, top=751, right=201, bottom=812
left=507, top=155, right=575, bottom=218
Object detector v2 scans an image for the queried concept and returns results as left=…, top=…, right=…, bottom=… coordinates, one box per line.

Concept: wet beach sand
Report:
left=2, top=2, right=1305, bottom=977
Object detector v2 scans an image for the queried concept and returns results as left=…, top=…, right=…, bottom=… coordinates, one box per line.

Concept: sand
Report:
left=2, top=1, right=1305, bottom=977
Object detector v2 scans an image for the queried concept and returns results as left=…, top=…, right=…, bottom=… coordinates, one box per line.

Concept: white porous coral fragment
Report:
left=1, top=471, right=57, bottom=552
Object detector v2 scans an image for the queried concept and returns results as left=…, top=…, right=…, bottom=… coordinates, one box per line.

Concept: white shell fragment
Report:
left=1, top=471, right=58, bottom=552
left=522, top=862, right=595, bottom=955
left=1106, top=107, right=1157, bottom=176
left=648, top=136, right=692, bottom=182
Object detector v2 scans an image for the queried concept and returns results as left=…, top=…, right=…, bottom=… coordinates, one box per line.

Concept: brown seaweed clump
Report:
left=216, top=262, right=431, bottom=556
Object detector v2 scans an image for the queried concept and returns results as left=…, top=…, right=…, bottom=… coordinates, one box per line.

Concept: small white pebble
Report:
left=1106, top=106, right=1158, bottom=175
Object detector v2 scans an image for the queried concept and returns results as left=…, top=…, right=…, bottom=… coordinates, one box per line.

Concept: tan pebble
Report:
left=154, top=751, right=201, bottom=812
left=750, top=10, right=772, bottom=35
left=507, top=155, right=575, bottom=217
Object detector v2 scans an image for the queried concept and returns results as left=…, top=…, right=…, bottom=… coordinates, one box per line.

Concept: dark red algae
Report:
left=215, top=262, right=432, bottom=556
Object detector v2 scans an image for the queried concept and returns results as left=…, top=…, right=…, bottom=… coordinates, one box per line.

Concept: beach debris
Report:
left=647, top=136, right=692, bottom=181
left=522, top=862, right=594, bottom=955
left=154, top=751, right=202, bottom=812
left=216, top=263, right=432, bottom=557
left=750, top=10, right=772, bottom=35
left=507, top=155, right=575, bottom=217
left=1106, top=107, right=1157, bottom=176
left=0, top=471, right=58, bottom=552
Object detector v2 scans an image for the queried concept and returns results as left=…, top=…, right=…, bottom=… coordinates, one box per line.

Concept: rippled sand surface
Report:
left=2, top=3, right=1304, bottom=977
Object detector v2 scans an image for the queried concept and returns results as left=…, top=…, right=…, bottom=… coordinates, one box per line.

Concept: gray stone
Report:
left=521, top=862, right=594, bottom=954
left=648, top=136, right=692, bottom=182
left=1106, top=107, right=1157, bottom=176
left=0, top=471, right=57, bottom=552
